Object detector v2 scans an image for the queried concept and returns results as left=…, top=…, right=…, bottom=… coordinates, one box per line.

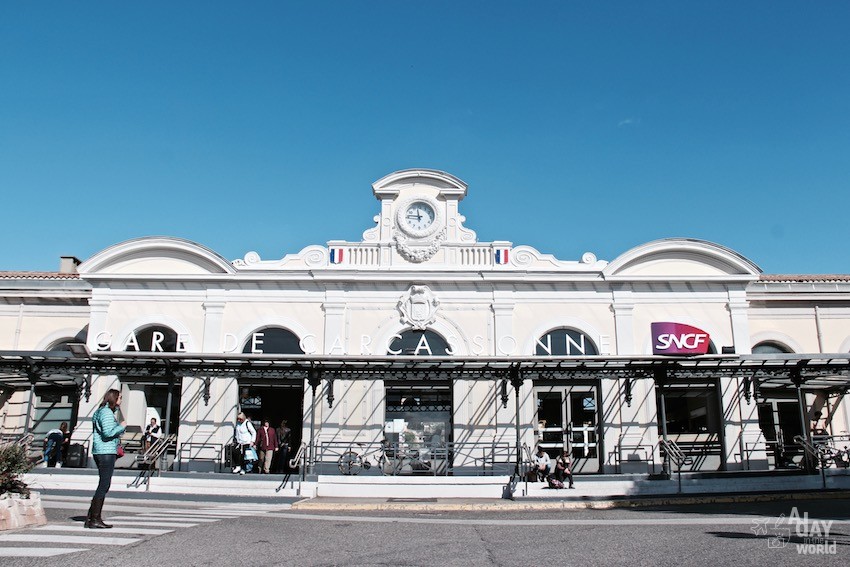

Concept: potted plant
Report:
left=0, top=443, right=47, bottom=530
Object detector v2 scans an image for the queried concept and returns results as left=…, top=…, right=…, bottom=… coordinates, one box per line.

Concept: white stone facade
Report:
left=2, top=169, right=849, bottom=474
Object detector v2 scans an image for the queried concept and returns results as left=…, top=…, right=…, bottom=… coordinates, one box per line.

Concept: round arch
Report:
left=522, top=317, right=604, bottom=356
left=36, top=326, right=89, bottom=351
left=109, top=315, right=196, bottom=352
left=230, top=317, right=315, bottom=354
left=371, top=316, right=468, bottom=356
left=751, top=332, right=802, bottom=354
left=241, top=326, right=304, bottom=355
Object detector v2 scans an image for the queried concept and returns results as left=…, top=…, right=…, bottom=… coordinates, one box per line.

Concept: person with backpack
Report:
left=232, top=412, right=257, bottom=475
left=86, top=388, right=126, bottom=529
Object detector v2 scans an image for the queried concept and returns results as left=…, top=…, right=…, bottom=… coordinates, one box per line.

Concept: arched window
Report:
left=241, top=327, right=304, bottom=355
left=388, top=329, right=451, bottom=356
left=535, top=328, right=598, bottom=356
left=752, top=341, right=793, bottom=354
left=125, top=325, right=180, bottom=352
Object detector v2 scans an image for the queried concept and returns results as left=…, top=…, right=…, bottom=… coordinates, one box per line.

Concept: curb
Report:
left=290, top=490, right=850, bottom=512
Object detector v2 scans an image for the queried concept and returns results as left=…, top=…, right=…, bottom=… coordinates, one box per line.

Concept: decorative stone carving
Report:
left=394, top=229, right=446, bottom=263
left=581, top=252, right=597, bottom=264
left=397, top=285, right=440, bottom=330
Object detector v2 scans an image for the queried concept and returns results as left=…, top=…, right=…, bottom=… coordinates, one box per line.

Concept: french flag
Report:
left=329, top=248, right=344, bottom=264
left=494, top=248, right=510, bottom=265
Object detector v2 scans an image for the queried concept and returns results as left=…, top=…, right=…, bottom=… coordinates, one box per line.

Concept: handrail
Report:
left=794, top=435, right=828, bottom=488
left=793, top=435, right=820, bottom=460
left=659, top=439, right=691, bottom=467
left=178, top=442, right=223, bottom=472
left=289, top=442, right=307, bottom=470
left=0, top=433, right=34, bottom=450
left=136, top=434, right=175, bottom=465
left=128, top=434, right=175, bottom=490
left=659, top=439, right=693, bottom=493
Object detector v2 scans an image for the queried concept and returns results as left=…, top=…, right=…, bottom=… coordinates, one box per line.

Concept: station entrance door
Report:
left=534, top=384, right=600, bottom=473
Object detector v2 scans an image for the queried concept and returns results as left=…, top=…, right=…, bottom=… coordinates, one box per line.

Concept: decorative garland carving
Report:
left=394, top=229, right=446, bottom=263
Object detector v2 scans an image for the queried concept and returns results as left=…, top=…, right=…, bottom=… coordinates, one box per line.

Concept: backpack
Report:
left=547, top=476, right=565, bottom=489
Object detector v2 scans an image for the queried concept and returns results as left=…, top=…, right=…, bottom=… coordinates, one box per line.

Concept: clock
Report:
left=397, top=198, right=440, bottom=238
left=404, top=201, right=435, bottom=231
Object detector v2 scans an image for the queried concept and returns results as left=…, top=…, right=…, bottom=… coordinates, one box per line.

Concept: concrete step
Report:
left=23, top=468, right=850, bottom=501
left=23, top=470, right=313, bottom=498
left=518, top=469, right=850, bottom=498
left=317, top=475, right=511, bottom=498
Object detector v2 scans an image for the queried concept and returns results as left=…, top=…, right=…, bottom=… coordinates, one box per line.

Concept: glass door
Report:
left=535, top=385, right=599, bottom=473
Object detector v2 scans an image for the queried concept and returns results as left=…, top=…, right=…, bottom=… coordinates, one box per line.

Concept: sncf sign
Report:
left=651, top=322, right=710, bottom=356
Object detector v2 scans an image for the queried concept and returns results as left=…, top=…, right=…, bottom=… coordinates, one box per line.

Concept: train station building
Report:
left=2, top=169, right=849, bottom=477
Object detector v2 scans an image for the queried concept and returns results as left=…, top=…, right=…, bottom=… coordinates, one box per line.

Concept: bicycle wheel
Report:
left=338, top=451, right=363, bottom=475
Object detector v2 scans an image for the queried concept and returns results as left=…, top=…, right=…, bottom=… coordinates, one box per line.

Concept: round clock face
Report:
left=403, top=201, right=435, bottom=232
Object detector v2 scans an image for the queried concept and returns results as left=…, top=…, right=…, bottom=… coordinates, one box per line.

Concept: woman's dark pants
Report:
left=93, top=453, right=117, bottom=498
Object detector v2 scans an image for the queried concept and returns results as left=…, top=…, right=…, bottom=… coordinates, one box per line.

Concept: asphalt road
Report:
left=3, top=496, right=848, bottom=566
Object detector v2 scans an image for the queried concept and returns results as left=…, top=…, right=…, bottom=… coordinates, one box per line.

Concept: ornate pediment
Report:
left=397, top=285, right=440, bottom=330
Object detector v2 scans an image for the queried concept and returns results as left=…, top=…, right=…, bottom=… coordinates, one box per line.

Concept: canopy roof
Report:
left=1, top=350, right=849, bottom=396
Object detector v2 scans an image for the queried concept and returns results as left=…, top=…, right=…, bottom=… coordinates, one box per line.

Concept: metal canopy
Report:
left=1, top=350, right=849, bottom=394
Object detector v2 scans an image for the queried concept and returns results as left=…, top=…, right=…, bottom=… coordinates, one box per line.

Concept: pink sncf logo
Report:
left=651, top=322, right=711, bottom=356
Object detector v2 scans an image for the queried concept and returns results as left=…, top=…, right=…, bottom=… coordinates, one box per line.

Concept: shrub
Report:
left=0, top=444, right=34, bottom=497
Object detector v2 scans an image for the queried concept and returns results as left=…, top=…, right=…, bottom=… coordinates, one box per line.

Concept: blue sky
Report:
left=2, top=2, right=848, bottom=274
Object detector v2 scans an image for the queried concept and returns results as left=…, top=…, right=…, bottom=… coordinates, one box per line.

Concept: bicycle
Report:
left=337, top=442, right=379, bottom=475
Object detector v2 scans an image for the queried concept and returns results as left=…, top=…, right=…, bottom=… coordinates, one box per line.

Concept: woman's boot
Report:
left=83, top=501, right=94, bottom=528
left=86, top=497, right=112, bottom=529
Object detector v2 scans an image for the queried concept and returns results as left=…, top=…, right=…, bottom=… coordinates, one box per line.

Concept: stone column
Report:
left=611, top=292, right=658, bottom=473
left=724, top=291, right=767, bottom=470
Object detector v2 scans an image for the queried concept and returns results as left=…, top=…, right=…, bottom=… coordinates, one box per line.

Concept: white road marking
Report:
left=0, top=548, right=89, bottom=557
left=33, top=525, right=173, bottom=535
left=264, top=512, right=850, bottom=527
left=115, top=514, right=220, bottom=522
left=109, top=520, right=200, bottom=528
left=0, top=534, right=140, bottom=545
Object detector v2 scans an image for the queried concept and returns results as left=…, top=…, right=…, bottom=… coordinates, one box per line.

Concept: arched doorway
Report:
left=239, top=327, right=304, bottom=472
left=532, top=328, right=601, bottom=473
left=121, top=325, right=183, bottom=452
left=385, top=329, right=453, bottom=458
left=753, top=341, right=803, bottom=468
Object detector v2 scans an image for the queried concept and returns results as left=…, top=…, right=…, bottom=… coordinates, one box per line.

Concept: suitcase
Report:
left=65, top=443, right=86, bottom=468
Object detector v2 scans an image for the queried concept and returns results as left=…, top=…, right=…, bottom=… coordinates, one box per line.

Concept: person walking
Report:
left=255, top=419, right=278, bottom=474
left=86, top=389, right=126, bottom=529
left=232, top=412, right=256, bottom=474
left=276, top=419, right=292, bottom=473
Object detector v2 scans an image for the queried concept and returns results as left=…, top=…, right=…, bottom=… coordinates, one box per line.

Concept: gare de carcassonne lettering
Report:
left=93, top=330, right=593, bottom=356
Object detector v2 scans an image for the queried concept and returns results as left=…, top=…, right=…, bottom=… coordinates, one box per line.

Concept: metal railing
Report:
left=659, top=439, right=693, bottom=493
left=178, top=442, right=223, bottom=472
left=0, top=433, right=34, bottom=450
left=614, top=443, right=656, bottom=473
left=128, top=434, right=176, bottom=490
left=313, top=440, right=517, bottom=477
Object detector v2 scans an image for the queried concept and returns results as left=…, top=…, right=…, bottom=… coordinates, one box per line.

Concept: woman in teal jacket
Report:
left=86, top=388, right=126, bottom=529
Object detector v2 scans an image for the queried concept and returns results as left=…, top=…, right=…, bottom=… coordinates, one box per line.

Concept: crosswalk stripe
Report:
left=193, top=510, right=266, bottom=516
left=109, top=520, right=200, bottom=528
left=0, top=534, right=140, bottom=545
left=121, top=515, right=220, bottom=522
left=171, top=509, right=245, bottom=518
left=143, top=511, right=240, bottom=517
left=0, top=548, right=89, bottom=557
left=33, top=525, right=173, bottom=535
